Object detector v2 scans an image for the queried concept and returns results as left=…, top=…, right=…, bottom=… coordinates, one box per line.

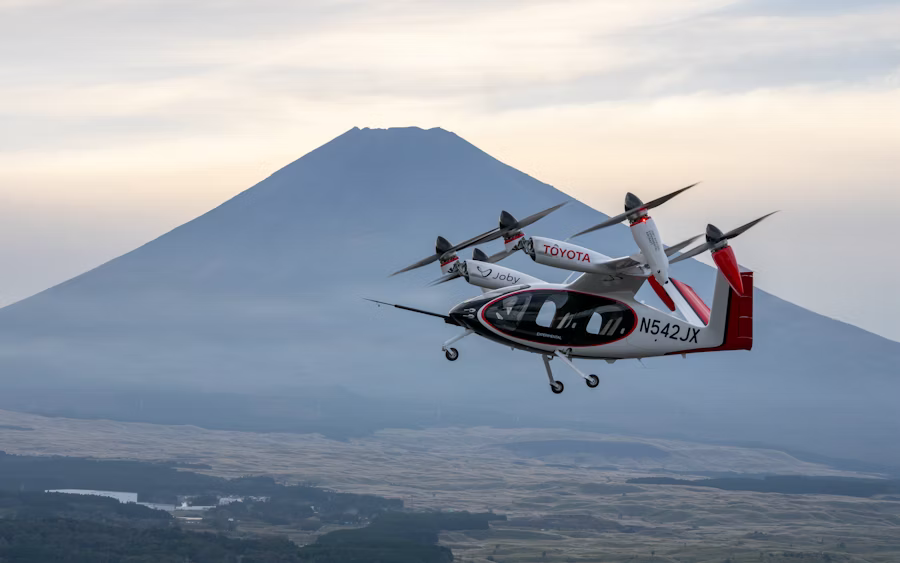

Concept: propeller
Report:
left=391, top=202, right=567, bottom=276
left=569, top=183, right=699, bottom=239
left=664, top=234, right=702, bottom=258
left=429, top=247, right=514, bottom=286
left=669, top=211, right=778, bottom=265
left=670, top=211, right=778, bottom=296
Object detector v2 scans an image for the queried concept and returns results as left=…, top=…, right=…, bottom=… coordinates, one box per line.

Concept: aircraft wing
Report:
left=566, top=272, right=647, bottom=296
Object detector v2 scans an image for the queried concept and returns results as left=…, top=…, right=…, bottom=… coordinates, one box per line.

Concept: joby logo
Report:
left=543, top=244, right=591, bottom=262
left=475, top=265, right=493, bottom=278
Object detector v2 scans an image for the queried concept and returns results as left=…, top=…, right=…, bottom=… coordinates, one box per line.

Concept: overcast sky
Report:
left=1, top=0, right=899, bottom=340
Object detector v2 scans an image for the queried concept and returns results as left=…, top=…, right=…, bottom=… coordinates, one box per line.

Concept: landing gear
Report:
left=542, top=355, right=563, bottom=394
left=442, top=330, right=472, bottom=362
left=554, top=350, right=600, bottom=390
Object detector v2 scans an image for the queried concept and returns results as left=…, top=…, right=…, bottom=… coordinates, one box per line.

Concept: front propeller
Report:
left=570, top=183, right=699, bottom=239
left=391, top=202, right=567, bottom=276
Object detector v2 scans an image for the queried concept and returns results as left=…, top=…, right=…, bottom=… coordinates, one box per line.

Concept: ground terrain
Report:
left=1, top=409, right=897, bottom=563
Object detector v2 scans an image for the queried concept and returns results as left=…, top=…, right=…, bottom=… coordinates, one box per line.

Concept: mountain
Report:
left=0, top=126, right=898, bottom=464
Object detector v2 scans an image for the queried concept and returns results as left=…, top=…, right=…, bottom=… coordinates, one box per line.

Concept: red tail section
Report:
left=719, top=270, right=753, bottom=351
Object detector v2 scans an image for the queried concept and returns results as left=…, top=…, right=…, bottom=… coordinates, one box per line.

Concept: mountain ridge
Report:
left=0, top=126, right=897, bottom=465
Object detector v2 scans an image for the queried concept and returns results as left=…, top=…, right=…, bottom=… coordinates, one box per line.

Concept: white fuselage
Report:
left=449, top=274, right=733, bottom=360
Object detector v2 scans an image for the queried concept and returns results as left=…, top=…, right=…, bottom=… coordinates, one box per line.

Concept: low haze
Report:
left=1, top=0, right=899, bottom=339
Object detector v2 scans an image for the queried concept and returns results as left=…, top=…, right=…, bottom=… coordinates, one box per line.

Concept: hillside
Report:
left=0, top=126, right=897, bottom=464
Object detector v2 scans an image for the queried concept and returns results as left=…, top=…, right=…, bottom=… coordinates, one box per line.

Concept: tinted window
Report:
left=483, top=290, right=636, bottom=347
left=536, top=298, right=560, bottom=327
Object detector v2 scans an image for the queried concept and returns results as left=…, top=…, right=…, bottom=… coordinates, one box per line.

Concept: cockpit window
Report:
left=483, top=290, right=636, bottom=346
left=490, top=294, right=533, bottom=332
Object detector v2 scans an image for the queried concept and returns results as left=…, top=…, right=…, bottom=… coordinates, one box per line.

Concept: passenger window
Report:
left=536, top=300, right=557, bottom=327
left=586, top=311, right=604, bottom=334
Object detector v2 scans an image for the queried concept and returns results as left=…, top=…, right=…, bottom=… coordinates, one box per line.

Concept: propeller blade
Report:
left=664, top=234, right=702, bottom=257
left=511, top=202, right=569, bottom=230
left=392, top=203, right=568, bottom=275
left=391, top=253, right=440, bottom=276
left=641, top=182, right=699, bottom=212
left=485, top=249, right=514, bottom=263
left=723, top=211, right=779, bottom=240
left=569, top=212, right=630, bottom=239
left=428, top=272, right=461, bottom=286
left=669, top=211, right=776, bottom=265
left=570, top=183, right=699, bottom=239
left=668, top=242, right=712, bottom=264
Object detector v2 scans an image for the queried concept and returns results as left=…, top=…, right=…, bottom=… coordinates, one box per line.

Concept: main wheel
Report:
left=550, top=380, right=564, bottom=394
left=444, top=348, right=459, bottom=361
left=586, top=374, right=600, bottom=388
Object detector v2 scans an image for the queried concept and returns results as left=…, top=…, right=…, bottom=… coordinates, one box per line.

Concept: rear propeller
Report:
left=569, top=183, right=699, bottom=239
left=670, top=211, right=778, bottom=295
left=391, top=202, right=567, bottom=276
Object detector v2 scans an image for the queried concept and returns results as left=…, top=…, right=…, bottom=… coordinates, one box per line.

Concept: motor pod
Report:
left=436, top=236, right=459, bottom=275
left=499, top=210, right=525, bottom=253
left=711, top=245, right=743, bottom=296
left=459, top=260, right=540, bottom=290
left=703, top=224, right=743, bottom=296
left=629, top=215, right=669, bottom=286
left=525, top=236, right=612, bottom=273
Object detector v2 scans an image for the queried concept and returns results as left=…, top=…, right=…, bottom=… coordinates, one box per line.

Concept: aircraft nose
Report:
left=449, top=303, right=479, bottom=327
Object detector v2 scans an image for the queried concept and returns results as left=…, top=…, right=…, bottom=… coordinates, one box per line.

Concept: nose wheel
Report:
left=550, top=380, right=564, bottom=394
left=441, top=330, right=471, bottom=362
left=586, top=374, right=599, bottom=388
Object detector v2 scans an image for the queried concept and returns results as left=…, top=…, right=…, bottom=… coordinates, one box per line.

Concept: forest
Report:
left=0, top=452, right=502, bottom=562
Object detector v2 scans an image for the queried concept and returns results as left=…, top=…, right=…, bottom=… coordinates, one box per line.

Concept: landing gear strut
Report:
left=543, top=355, right=564, bottom=394
left=442, top=330, right=472, bottom=362
left=554, top=350, right=599, bottom=389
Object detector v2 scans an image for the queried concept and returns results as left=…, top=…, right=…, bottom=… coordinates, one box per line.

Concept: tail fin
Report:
left=705, top=268, right=753, bottom=351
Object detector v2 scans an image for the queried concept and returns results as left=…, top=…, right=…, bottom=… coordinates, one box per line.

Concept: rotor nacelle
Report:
left=435, top=236, right=459, bottom=275
left=458, top=260, right=540, bottom=290
left=705, top=224, right=743, bottom=296
left=499, top=210, right=526, bottom=253
left=525, top=236, right=614, bottom=274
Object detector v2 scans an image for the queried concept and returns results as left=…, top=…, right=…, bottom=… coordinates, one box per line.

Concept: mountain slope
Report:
left=0, top=127, right=897, bottom=464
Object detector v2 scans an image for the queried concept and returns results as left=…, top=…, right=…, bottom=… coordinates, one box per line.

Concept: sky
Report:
left=1, top=0, right=899, bottom=340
